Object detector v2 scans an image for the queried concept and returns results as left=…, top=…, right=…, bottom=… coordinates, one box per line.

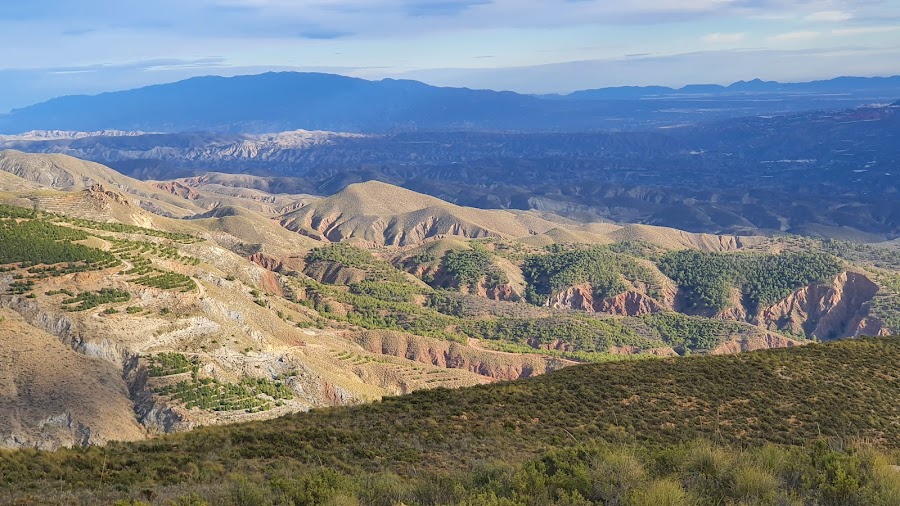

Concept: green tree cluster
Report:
left=524, top=246, right=659, bottom=305
left=659, top=250, right=842, bottom=312
left=61, top=288, right=131, bottom=311
left=442, top=247, right=508, bottom=290
left=0, top=219, right=116, bottom=270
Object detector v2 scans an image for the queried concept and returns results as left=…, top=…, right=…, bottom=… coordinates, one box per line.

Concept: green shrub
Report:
left=62, top=288, right=131, bottom=311
left=628, top=479, right=693, bottom=506
left=731, top=465, right=778, bottom=504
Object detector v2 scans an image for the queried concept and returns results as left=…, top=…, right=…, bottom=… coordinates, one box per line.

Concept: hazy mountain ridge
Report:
left=556, top=75, right=900, bottom=100
left=2, top=72, right=899, bottom=134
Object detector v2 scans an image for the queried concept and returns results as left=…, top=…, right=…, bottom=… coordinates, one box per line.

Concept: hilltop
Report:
left=2, top=337, right=899, bottom=504
left=278, top=180, right=584, bottom=246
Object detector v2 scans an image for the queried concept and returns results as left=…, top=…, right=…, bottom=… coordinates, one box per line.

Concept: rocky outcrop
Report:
left=0, top=296, right=127, bottom=364
left=248, top=252, right=285, bottom=272
left=549, top=284, right=596, bottom=311
left=711, top=333, right=801, bottom=355
left=484, top=284, right=521, bottom=302
left=153, top=181, right=203, bottom=200
left=351, top=330, right=564, bottom=381
left=87, top=183, right=131, bottom=207
left=758, top=272, right=881, bottom=341
left=598, top=291, right=665, bottom=316
left=123, top=356, right=193, bottom=434
left=548, top=285, right=664, bottom=316
left=464, top=282, right=523, bottom=303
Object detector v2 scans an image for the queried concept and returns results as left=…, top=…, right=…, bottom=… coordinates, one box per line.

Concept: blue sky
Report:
left=1, top=0, right=899, bottom=111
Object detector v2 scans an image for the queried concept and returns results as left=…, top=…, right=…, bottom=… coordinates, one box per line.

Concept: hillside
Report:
left=278, top=181, right=574, bottom=246
left=0, top=150, right=897, bottom=457
left=2, top=337, right=899, bottom=504
left=0, top=149, right=205, bottom=219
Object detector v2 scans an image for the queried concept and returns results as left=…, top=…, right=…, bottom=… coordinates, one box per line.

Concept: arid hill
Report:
left=0, top=151, right=897, bottom=451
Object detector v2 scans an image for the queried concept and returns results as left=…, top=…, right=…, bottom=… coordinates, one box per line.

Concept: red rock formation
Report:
left=152, top=181, right=202, bottom=200
left=598, top=291, right=665, bottom=316
left=549, top=284, right=596, bottom=312
left=86, top=184, right=131, bottom=207
left=548, top=284, right=664, bottom=316
left=758, top=272, right=880, bottom=340
left=480, top=283, right=522, bottom=303
left=248, top=252, right=284, bottom=272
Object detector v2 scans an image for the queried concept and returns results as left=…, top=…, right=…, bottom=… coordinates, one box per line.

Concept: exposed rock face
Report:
left=598, top=291, right=666, bottom=316
left=484, top=284, right=521, bottom=302
left=549, top=284, right=596, bottom=312
left=248, top=252, right=284, bottom=272
left=123, top=356, right=193, bottom=434
left=153, top=181, right=203, bottom=201
left=351, top=330, right=563, bottom=381
left=548, top=285, right=664, bottom=316
left=711, top=333, right=801, bottom=355
left=758, top=272, right=881, bottom=341
left=0, top=309, right=148, bottom=450
left=87, top=183, right=131, bottom=207
left=465, top=282, right=522, bottom=303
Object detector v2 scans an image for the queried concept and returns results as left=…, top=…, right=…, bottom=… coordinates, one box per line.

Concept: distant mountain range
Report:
left=553, top=76, right=900, bottom=100
left=0, top=72, right=898, bottom=134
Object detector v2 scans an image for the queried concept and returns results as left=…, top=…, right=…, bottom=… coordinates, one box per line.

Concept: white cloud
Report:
left=702, top=32, right=746, bottom=43
left=804, top=11, right=853, bottom=22
left=770, top=31, right=820, bottom=42
left=832, top=26, right=900, bottom=36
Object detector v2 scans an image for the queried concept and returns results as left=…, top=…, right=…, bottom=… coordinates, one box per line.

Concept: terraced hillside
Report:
left=2, top=337, right=899, bottom=505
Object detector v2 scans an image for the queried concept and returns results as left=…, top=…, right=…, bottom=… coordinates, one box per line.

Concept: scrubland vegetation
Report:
left=1, top=337, right=899, bottom=505
left=61, top=288, right=131, bottom=311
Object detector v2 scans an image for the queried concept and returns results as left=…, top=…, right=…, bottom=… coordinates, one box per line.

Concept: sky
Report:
left=1, top=0, right=900, bottom=111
